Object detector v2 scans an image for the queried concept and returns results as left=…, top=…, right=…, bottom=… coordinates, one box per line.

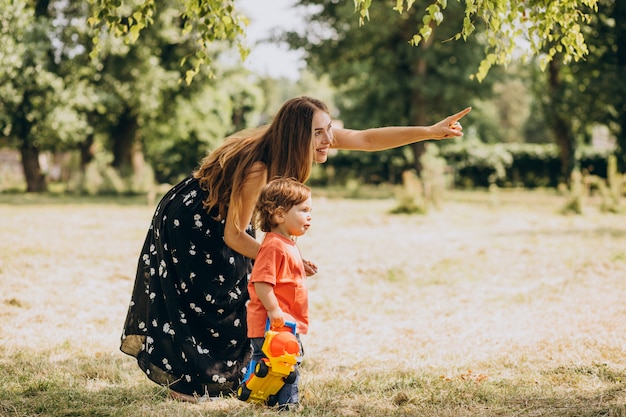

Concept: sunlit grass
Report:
left=1, top=189, right=625, bottom=416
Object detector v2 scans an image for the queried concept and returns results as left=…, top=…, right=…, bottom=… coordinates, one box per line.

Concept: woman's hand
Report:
left=431, top=107, right=472, bottom=139
left=303, top=259, right=318, bottom=276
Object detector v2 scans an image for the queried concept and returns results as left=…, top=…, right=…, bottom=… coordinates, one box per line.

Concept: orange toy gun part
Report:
left=268, top=331, right=299, bottom=357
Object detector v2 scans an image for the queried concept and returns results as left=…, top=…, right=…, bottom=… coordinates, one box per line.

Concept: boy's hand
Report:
left=303, top=259, right=318, bottom=276
left=268, top=309, right=285, bottom=330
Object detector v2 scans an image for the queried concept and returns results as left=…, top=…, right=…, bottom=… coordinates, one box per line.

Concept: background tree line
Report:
left=0, top=0, right=624, bottom=194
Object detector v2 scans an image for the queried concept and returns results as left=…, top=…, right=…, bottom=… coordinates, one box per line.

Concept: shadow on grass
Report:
left=2, top=347, right=625, bottom=417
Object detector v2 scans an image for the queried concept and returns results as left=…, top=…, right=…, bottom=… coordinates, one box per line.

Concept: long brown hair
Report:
left=193, top=96, right=328, bottom=230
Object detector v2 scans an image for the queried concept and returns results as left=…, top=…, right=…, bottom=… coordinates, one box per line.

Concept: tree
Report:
left=0, top=0, right=92, bottom=192
left=86, top=1, right=265, bottom=187
left=88, top=0, right=248, bottom=84
left=89, top=0, right=598, bottom=82
left=0, top=0, right=263, bottom=193
left=528, top=0, right=626, bottom=183
left=354, top=0, right=598, bottom=81
left=284, top=0, right=495, bottom=182
left=143, top=65, right=264, bottom=184
left=571, top=0, right=626, bottom=171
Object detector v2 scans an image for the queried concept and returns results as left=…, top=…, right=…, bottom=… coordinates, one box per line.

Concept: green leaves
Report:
left=354, top=0, right=599, bottom=81
left=87, top=0, right=249, bottom=83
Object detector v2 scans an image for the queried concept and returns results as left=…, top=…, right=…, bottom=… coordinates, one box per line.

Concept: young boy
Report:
left=246, top=177, right=314, bottom=410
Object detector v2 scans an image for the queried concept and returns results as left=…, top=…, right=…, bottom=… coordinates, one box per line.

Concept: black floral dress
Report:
left=121, top=175, right=253, bottom=397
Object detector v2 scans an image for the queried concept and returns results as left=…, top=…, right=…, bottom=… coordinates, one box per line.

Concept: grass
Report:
left=1, top=188, right=625, bottom=416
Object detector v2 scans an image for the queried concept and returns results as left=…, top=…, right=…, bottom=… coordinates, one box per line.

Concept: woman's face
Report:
left=311, top=110, right=333, bottom=163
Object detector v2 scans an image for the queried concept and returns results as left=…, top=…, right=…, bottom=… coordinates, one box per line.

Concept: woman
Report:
left=120, top=96, right=470, bottom=402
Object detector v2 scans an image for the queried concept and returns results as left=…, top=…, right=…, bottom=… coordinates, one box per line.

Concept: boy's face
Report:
left=276, top=196, right=313, bottom=238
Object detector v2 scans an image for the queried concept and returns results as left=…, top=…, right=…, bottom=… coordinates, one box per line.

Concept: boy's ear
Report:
left=274, top=207, right=285, bottom=223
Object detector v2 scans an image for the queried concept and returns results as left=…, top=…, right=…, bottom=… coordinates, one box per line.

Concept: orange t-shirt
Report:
left=247, top=232, right=308, bottom=338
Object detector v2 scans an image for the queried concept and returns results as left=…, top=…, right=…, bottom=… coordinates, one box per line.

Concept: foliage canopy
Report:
left=89, top=0, right=598, bottom=82
left=356, top=0, right=598, bottom=80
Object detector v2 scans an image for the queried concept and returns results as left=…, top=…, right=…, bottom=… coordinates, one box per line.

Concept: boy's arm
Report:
left=253, top=282, right=285, bottom=328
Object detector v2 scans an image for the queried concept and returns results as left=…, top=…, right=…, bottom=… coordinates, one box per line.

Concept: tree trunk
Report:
left=20, top=143, right=47, bottom=193
left=547, top=59, right=577, bottom=185
left=409, top=23, right=436, bottom=178
left=111, top=110, right=139, bottom=177
left=553, top=115, right=576, bottom=183
left=615, top=0, right=626, bottom=171
left=80, top=133, right=95, bottom=171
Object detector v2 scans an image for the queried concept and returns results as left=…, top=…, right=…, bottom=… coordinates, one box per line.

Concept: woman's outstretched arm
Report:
left=333, top=107, right=471, bottom=151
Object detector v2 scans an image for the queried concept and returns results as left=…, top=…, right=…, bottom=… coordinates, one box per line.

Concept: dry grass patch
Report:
left=1, top=189, right=625, bottom=416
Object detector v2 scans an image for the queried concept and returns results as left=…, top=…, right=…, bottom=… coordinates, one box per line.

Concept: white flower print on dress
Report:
left=173, top=219, right=180, bottom=227
left=146, top=336, right=154, bottom=354
left=193, top=214, right=202, bottom=229
left=163, top=322, right=175, bottom=336
left=189, top=243, right=196, bottom=256
left=183, top=190, right=197, bottom=206
left=196, top=344, right=209, bottom=355
left=212, top=375, right=226, bottom=384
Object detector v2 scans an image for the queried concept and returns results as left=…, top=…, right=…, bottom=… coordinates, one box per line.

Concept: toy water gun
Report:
left=237, top=319, right=299, bottom=406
